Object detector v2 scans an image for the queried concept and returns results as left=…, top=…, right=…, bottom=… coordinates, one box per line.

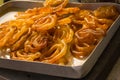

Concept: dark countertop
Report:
left=106, top=57, right=120, bottom=80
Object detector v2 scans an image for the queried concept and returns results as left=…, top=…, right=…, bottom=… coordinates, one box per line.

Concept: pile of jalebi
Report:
left=0, top=0, right=119, bottom=65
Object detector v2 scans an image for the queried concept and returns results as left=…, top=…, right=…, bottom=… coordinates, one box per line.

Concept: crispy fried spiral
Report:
left=70, top=28, right=104, bottom=59
left=0, top=0, right=119, bottom=65
left=15, top=7, right=53, bottom=19
left=32, top=14, right=57, bottom=31
left=11, top=50, right=41, bottom=61
left=75, top=28, right=105, bottom=45
left=56, top=7, right=80, bottom=16
left=0, top=26, right=15, bottom=48
left=41, top=40, right=67, bottom=64
left=24, top=31, right=48, bottom=53
left=53, top=25, right=74, bottom=43
left=11, top=28, right=31, bottom=51
left=44, top=0, right=69, bottom=12
left=71, top=42, right=95, bottom=59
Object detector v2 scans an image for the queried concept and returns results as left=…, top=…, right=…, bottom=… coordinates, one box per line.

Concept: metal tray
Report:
left=0, top=1, right=120, bottom=79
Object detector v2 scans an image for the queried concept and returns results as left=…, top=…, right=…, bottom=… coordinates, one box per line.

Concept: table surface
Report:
left=107, top=57, right=120, bottom=80
left=0, top=1, right=120, bottom=80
